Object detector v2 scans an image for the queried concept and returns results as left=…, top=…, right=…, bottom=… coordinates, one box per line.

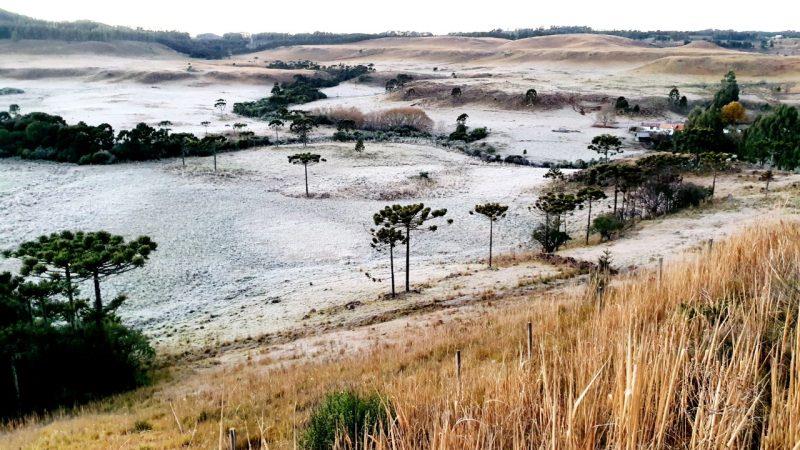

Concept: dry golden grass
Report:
left=2, top=221, right=799, bottom=449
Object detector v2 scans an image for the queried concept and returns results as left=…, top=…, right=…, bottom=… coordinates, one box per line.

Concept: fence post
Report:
left=527, top=322, right=533, bottom=362
left=455, top=350, right=462, bottom=394
left=708, top=238, right=714, bottom=252
left=229, top=428, right=237, bottom=450
left=658, top=257, right=663, bottom=286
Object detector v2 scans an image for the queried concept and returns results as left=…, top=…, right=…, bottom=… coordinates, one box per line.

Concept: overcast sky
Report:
left=2, top=0, right=797, bottom=35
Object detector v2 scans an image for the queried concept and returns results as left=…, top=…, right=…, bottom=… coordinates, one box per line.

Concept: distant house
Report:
left=636, top=132, right=653, bottom=143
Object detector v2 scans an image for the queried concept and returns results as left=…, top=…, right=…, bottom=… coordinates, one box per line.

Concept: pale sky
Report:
left=2, top=0, right=797, bottom=35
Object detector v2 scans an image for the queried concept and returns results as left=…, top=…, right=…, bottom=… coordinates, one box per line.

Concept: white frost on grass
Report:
left=0, top=142, right=551, bottom=348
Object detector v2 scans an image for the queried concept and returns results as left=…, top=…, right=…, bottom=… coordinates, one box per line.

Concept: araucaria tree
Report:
left=588, top=134, right=623, bottom=162
left=214, top=98, right=227, bottom=117
left=1, top=231, right=156, bottom=418
left=290, top=116, right=315, bottom=147
left=288, top=153, right=325, bottom=197
left=71, top=232, right=157, bottom=326
left=369, top=225, right=405, bottom=298
left=700, top=152, right=734, bottom=197
left=577, top=187, right=607, bottom=244
left=470, top=203, right=508, bottom=268
left=269, top=119, right=284, bottom=146
left=4, top=231, right=86, bottom=327
left=372, top=204, right=450, bottom=293
left=532, top=192, right=579, bottom=253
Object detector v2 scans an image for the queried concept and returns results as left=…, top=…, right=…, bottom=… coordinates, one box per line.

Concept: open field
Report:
left=0, top=142, right=555, bottom=349
left=2, top=213, right=798, bottom=448
left=2, top=29, right=800, bottom=448
left=1, top=32, right=799, bottom=349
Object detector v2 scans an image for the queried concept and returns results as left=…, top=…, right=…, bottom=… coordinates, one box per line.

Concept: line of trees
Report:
left=0, top=110, right=269, bottom=164
left=0, top=9, right=428, bottom=59
left=449, top=26, right=799, bottom=44
left=0, top=231, right=156, bottom=419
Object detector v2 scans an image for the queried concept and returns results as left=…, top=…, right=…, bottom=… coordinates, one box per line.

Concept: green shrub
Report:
left=532, top=223, right=570, bottom=253
left=673, top=182, right=711, bottom=210
left=302, top=390, right=390, bottom=450
left=592, top=213, right=624, bottom=241
left=468, top=127, right=488, bottom=141
left=132, top=419, right=153, bottom=433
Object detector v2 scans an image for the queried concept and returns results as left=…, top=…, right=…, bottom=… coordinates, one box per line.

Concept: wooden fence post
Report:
left=658, top=257, right=663, bottom=286
left=527, top=322, right=533, bottom=361
left=455, top=350, right=462, bottom=394
left=228, top=427, right=236, bottom=450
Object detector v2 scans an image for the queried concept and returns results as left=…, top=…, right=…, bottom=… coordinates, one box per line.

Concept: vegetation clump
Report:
left=0, top=231, right=156, bottom=419
left=233, top=64, right=375, bottom=119
left=448, top=113, right=488, bottom=142
left=0, top=111, right=269, bottom=164
left=302, top=390, right=390, bottom=450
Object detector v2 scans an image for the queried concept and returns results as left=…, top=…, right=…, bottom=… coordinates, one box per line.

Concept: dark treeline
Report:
left=0, top=9, right=427, bottom=59
left=1, top=231, right=156, bottom=419
left=450, top=26, right=799, bottom=44
left=0, top=111, right=269, bottom=164
left=233, top=64, right=375, bottom=119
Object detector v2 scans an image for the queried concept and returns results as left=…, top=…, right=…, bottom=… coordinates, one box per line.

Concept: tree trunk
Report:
left=613, top=185, right=619, bottom=215
left=181, top=150, right=185, bottom=167
left=711, top=171, right=717, bottom=198
left=585, top=201, right=592, bottom=244
left=389, top=245, right=395, bottom=298
left=10, top=356, right=20, bottom=410
left=275, top=130, right=279, bottom=146
left=213, top=152, right=217, bottom=172
left=93, top=271, right=103, bottom=327
left=488, top=219, right=494, bottom=268
left=304, top=163, right=309, bottom=197
left=65, top=266, right=75, bottom=328
left=405, top=226, right=411, bottom=292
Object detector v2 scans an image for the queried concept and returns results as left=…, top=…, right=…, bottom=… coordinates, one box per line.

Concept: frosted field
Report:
left=0, top=78, right=275, bottom=136
left=0, top=71, right=637, bottom=348
left=0, top=142, right=554, bottom=348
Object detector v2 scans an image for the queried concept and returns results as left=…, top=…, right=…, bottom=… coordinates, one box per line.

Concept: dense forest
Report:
left=0, top=9, right=427, bottom=59
left=0, top=111, right=269, bottom=164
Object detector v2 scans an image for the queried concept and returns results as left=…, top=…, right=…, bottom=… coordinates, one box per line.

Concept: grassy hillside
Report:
left=0, top=9, right=421, bottom=59
left=2, top=220, right=798, bottom=448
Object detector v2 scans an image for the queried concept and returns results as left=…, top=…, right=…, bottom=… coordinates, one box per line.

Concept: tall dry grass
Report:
left=363, top=107, right=434, bottom=132
left=3, top=221, right=799, bottom=449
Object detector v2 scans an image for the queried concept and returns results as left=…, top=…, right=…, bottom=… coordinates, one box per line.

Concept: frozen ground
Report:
left=0, top=78, right=275, bottom=136
left=307, top=82, right=639, bottom=162
left=0, top=143, right=552, bottom=348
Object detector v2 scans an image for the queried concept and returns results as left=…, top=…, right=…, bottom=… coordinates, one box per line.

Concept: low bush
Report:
left=363, top=107, right=433, bottom=133
left=312, top=106, right=366, bottom=129
left=673, top=182, right=711, bottom=210
left=592, top=213, right=625, bottom=241
left=302, top=390, right=390, bottom=450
